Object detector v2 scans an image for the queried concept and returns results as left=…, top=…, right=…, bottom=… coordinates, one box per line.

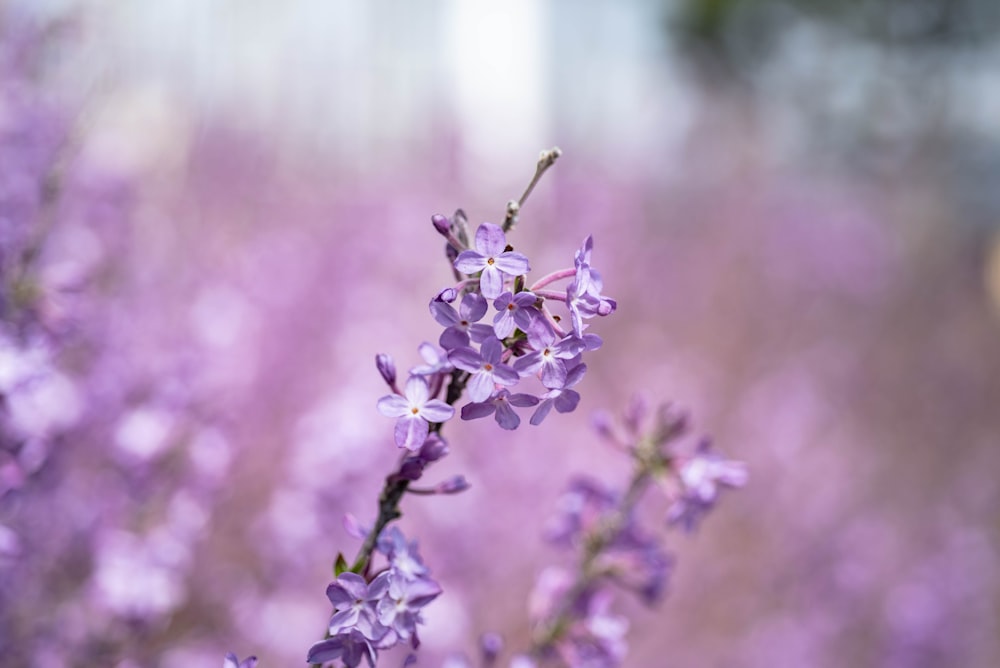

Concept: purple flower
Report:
left=430, top=290, right=493, bottom=350
left=410, top=342, right=453, bottom=377
left=566, top=236, right=616, bottom=336
left=492, top=290, right=539, bottom=338
left=512, top=321, right=585, bottom=389
left=377, top=526, right=429, bottom=581
left=377, top=375, right=455, bottom=451
left=325, top=571, right=391, bottom=639
left=460, top=388, right=539, bottom=430
left=448, top=337, right=520, bottom=402
left=454, top=223, right=530, bottom=299
left=667, top=439, right=748, bottom=532
left=376, top=572, right=443, bottom=642
left=223, top=653, right=258, bottom=668
left=307, top=629, right=378, bottom=668
left=530, top=360, right=587, bottom=426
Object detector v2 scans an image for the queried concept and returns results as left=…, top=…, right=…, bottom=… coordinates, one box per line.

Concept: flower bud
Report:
left=375, top=353, right=396, bottom=388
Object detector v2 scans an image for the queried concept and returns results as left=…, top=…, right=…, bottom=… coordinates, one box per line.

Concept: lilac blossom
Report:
left=512, top=321, right=585, bottom=389
left=667, top=439, right=748, bottom=532
left=460, top=388, right=540, bottom=430
left=410, top=342, right=453, bottom=377
left=377, top=375, right=455, bottom=451
left=448, top=337, right=520, bottom=402
left=566, top=236, right=616, bottom=337
left=454, top=223, right=530, bottom=299
left=430, top=289, right=493, bottom=350
left=378, top=526, right=429, bottom=581
left=307, top=629, right=378, bottom=668
left=530, top=360, right=587, bottom=426
left=325, top=571, right=391, bottom=638
left=376, top=572, right=443, bottom=642
left=492, top=290, right=540, bottom=338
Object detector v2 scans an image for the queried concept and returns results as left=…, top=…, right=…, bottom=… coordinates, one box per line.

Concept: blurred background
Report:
left=2, top=0, right=1000, bottom=666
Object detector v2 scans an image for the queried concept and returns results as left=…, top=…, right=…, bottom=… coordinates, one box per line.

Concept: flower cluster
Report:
left=428, top=217, right=615, bottom=432
left=307, top=527, right=442, bottom=667
left=523, top=398, right=746, bottom=667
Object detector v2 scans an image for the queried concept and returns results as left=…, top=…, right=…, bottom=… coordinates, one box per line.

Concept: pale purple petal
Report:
left=492, top=364, right=520, bottom=386
left=479, top=337, right=504, bottom=364
left=420, top=400, right=455, bottom=423
left=377, top=394, right=410, bottom=417
left=479, top=265, right=503, bottom=299
left=429, top=300, right=459, bottom=327
left=469, top=323, right=495, bottom=343
left=448, top=347, right=482, bottom=373
left=492, top=252, right=530, bottom=276
left=513, top=353, right=542, bottom=376
left=395, top=416, right=428, bottom=451
left=466, top=372, right=495, bottom=402
left=540, top=359, right=567, bottom=389
left=475, top=222, right=507, bottom=256
left=455, top=250, right=487, bottom=274
left=404, top=376, right=429, bottom=406
left=460, top=292, right=488, bottom=321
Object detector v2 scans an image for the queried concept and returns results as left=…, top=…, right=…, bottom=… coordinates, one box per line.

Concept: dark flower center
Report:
left=487, top=257, right=495, bottom=265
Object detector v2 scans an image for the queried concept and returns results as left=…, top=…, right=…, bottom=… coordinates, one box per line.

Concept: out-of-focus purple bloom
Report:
left=343, top=513, right=371, bottom=540
left=509, top=656, right=538, bottom=668
left=376, top=572, right=442, bottom=642
left=223, top=652, right=258, bottom=668
left=449, top=337, right=520, bottom=402
left=454, top=223, right=530, bottom=299
left=433, top=475, right=470, bottom=494
left=430, top=290, right=493, bottom=350
left=377, top=375, right=455, bottom=451
left=480, top=632, right=504, bottom=664
left=492, top=290, right=539, bottom=338
left=529, top=566, right=575, bottom=622
left=513, top=321, right=585, bottom=389
left=667, top=439, right=748, bottom=532
left=377, top=526, right=429, bottom=581
left=530, top=360, right=587, bottom=426
left=546, top=477, right=618, bottom=548
left=556, top=589, right=629, bottom=668
left=307, top=628, right=378, bottom=668
left=410, top=342, right=453, bottom=377
left=460, top=388, right=539, bottom=430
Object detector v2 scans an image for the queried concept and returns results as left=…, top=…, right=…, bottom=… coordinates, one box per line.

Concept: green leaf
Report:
left=334, top=552, right=349, bottom=576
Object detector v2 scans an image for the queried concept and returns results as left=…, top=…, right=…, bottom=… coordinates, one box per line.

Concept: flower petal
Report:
left=395, top=416, right=428, bottom=451
left=377, top=394, right=410, bottom=418
left=455, top=250, right=486, bottom=274
left=420, top=400, right=455, bottom=423
left=475, top=222, right=507, bottom=256
left=493, top=251, right=530, bottom=276
left=461, top=400, right=497, bottom=421
left=479, top=265, right=503, bottom=299
left=466, top=371, right=495, bottom=403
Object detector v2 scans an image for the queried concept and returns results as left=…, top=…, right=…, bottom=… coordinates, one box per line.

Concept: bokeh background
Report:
left=2, top=1, right=1000, bottom=666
